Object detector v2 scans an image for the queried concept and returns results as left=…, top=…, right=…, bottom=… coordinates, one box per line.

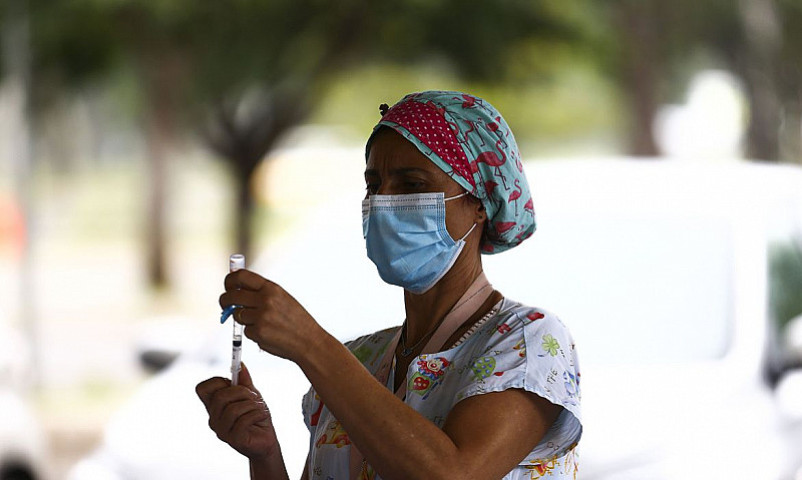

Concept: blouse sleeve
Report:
left=301, top=386, right=321, bottom=435
left=300, top=328, right=397, bottom=435
left=453, top=307, right=582, bottom=461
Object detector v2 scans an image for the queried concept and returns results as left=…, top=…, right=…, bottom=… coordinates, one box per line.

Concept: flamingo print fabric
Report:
left=366, top=91, right=535, bottom=254
left=301, top=298, right=582, bottom=479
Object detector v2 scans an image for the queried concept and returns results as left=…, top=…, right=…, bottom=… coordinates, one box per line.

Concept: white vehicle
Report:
left=0, top=327, right=48, bottom=480
left=70, top=158, right=802, bottom=480
left=0, top=390, right=47, bottom=480
left=487, top=159, right=802, bottom=479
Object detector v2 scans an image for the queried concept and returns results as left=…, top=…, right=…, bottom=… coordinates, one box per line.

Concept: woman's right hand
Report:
left=196, top=362, right=280, bottom=461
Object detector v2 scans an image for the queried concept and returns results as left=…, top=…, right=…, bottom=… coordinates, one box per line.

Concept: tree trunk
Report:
left=738, top=0, right=782, bottom=161
left=615, top=1, right=662, bottom=157
left=143, top=104, right=169, bottom=287
left=203, top=93, right=311, bottom=262
left=140, top=50, right=184, bottom=288
left=741, top=71, right=781, bottom=161
left=234, top=169, right=254, bottom=259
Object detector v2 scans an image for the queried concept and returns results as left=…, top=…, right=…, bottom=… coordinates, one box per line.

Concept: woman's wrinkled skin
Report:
left=196, top=128, right=561, bottom=480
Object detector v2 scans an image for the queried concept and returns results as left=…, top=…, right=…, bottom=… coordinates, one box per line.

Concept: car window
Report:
left=769, top=239, right=802, bottom=333
left=486, top=214, right=734, bottom=365
left=767, top=200, right=802, bottom=381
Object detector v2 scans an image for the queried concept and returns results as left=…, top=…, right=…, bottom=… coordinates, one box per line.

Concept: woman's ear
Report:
left=474, top=199, right=487, bottom=224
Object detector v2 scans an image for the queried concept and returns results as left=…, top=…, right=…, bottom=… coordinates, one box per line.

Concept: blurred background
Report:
left=2, top=0, right=802, bottom=479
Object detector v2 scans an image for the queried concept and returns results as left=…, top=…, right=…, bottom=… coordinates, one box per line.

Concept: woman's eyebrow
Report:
left=391, top=167, right=430, bottom=176
left=365, top=167, right=431, bottom=177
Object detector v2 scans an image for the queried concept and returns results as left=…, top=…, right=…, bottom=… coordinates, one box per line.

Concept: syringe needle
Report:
left=229, top=254, right=245, bottom=386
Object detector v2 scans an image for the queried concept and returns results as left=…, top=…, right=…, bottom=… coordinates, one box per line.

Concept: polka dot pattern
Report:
left=381, top=100, right=475, bottom=188
left=367, top=90, right=536, bottom=254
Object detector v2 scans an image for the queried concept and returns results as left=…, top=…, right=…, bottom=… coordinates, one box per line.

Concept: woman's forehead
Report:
left=365, top=129, right=464, bottom=192
left=366, top=129, right=439, bottom=174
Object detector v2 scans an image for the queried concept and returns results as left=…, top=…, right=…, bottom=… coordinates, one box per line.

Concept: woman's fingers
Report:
left=224, top=269, right=270, bottom=292
left=217, top=398, right=267, bottom=437
left=207, top=386, right=259, bottom=423
left=219, top=289, right=262, bottom=310
left=232, top=405, right=272, bottom=433
left=219, top=269, right=320, bottom=361
left=197, top=372, right=269, bottom=440
left=237, top=362, right=259, bottom=394
left=197, top=369, right=281, bottom=459
left=195, top=377, right=230, bottom=412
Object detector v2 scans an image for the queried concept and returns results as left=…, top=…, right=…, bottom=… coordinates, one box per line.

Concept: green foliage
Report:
left=315, top=58, right=621, bottom=153
left=27, top=0, right=120, bottom=104
left=363, top=0, right=587, bottom=83
left=777, top=0, right=802, bottom=97
left=769, top=240, right=802, bottom=331
left=13, top=0, right=613, bottom=135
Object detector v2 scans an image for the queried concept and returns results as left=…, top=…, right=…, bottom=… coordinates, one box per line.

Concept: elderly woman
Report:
left=196, top=91, right=582, bottom=479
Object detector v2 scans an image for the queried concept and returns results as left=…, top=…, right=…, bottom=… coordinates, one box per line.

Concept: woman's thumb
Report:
left=237, top=362, right=258, bottom=393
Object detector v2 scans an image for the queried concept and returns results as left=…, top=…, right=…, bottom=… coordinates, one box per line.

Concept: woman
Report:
left=196, top=91, right=582, bottom=479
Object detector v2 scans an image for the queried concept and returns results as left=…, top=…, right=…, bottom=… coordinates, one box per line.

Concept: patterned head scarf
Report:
left=366, top=90, right=535, bottom=254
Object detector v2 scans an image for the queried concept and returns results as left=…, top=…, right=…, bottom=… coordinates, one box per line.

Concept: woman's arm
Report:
left=196, top=363, right=290, bottom=480
left=222, top=270, right=562, bottom=480
left=249, top=455, right=292, bottom=480
left=301, top=331, right=561, bottom=480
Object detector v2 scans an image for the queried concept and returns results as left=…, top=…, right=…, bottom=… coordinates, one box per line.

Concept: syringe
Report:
left=228, top=254, right=245, bottom=386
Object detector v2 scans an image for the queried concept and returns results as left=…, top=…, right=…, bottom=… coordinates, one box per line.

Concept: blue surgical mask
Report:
left=362, top=192, right=476, bottom=294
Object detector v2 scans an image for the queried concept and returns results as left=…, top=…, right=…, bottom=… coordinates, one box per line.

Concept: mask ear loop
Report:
left=459, top=222, right=477, bottom=241
left=444, top=191, right=470, bottom=201
left=444, top=191, right=477, bottom=241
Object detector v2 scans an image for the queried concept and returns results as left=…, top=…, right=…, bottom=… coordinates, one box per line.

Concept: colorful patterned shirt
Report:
left=301, top=298, right=582, bottom=479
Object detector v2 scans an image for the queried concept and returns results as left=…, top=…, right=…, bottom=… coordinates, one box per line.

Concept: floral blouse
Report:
left=301, top=298, right=582, bottom=479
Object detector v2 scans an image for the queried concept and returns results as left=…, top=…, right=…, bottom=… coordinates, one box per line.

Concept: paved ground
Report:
left=47, top=427, right=103, bottom=480
left=0, top=143, right=361, bottom=479
left=1, top=165, right=238, bottom=479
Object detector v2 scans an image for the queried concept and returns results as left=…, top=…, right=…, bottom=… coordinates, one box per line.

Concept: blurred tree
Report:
left=10, top=0, right=588, bottom=287
left=737, top=0, right=782, bottom=161
left=588, top=0, right=799, bottom=161
left=611, top=1, right=665, bottom=156
left=25, top=0, right=802, bottom=288
left=582, top=0, right=730, bottom=157
left=775, top=0, right=802, bottom=162
left=694, top=0, right=784, bottom=161
left=178, top=0, right=585, bottom=262
left=675, top=0, right=795, bottom=161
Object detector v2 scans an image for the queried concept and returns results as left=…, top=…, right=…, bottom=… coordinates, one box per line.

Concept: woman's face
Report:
left=365, top=128, right=481, bottom=242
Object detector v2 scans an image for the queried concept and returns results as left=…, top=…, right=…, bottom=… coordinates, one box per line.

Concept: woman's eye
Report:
left=405, top=181, right=425, bottom=190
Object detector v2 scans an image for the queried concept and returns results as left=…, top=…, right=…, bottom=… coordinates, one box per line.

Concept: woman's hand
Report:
left=219, top=269, right=322, bottom=361
left=196, top=363, right=280, bottom=461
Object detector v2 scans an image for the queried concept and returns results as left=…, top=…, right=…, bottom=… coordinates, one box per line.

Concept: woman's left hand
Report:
left=219, top=269, right=322, bottom=361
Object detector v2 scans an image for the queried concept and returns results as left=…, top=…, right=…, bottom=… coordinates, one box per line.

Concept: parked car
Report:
left=69, top=158, right=802, bottom=480
left=0, top=326, right=48, bottom=480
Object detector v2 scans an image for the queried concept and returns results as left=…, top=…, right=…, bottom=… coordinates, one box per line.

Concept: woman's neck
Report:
left=402, top=254, right=484, bottom=346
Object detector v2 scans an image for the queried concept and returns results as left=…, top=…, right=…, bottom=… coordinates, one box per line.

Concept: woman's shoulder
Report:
left=455, top=297, right=582, bottom=421
left=302, top=326, right=399, bottom=423
left=345, top=326, right=400, bottom=370
left=492, top=299, right=578, bottom=366
left=485, top=298, right=574, bottom=342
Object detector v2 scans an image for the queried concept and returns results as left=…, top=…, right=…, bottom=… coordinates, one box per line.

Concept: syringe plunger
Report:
left=229, top=254, right=245, bottom=272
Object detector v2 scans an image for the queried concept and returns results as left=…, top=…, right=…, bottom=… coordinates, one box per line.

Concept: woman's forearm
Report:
left=297, top=331, right=460, bottom=480
left=249, top=449, right=290, bottom=480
